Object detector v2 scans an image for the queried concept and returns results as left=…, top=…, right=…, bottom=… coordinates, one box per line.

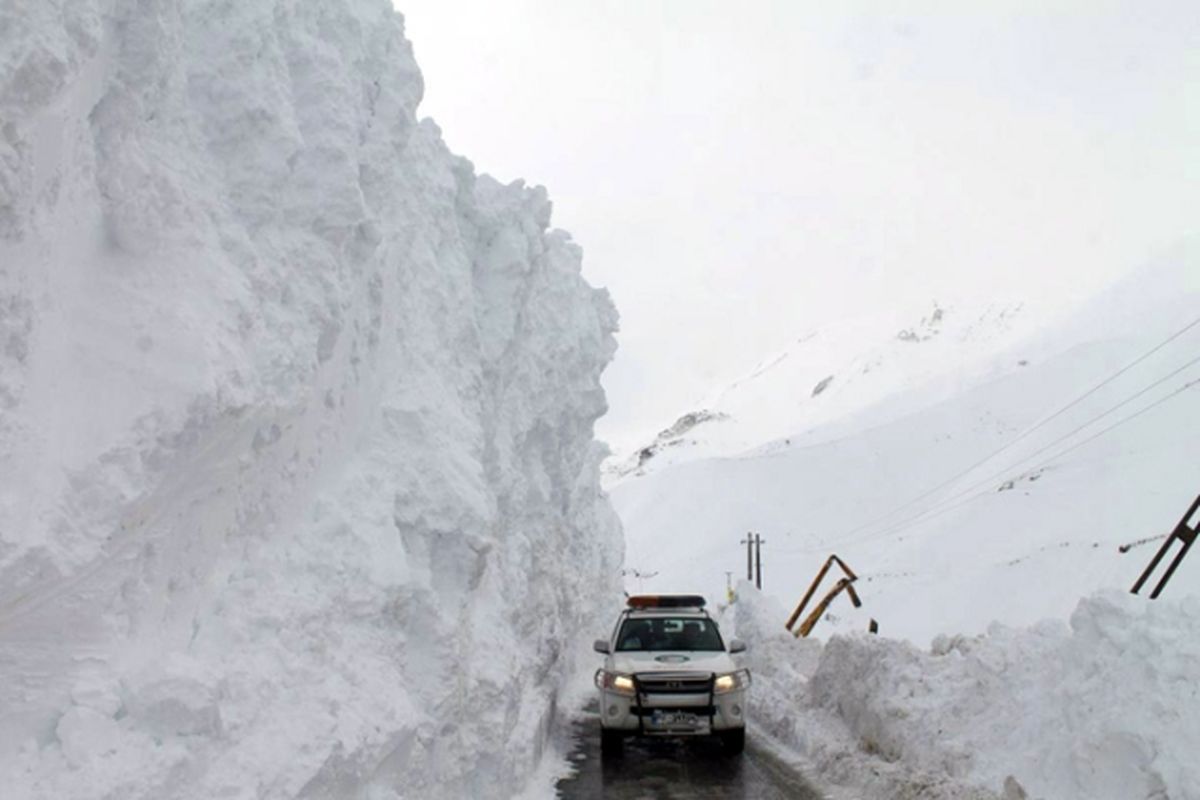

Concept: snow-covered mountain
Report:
left=611, top=243, right=1200, bottom=645
left=605, top=296, right=1043, bottom=484
left=0, top=2, right=620, bottom=798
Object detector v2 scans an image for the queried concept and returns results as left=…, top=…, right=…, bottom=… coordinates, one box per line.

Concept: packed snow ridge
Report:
left=734, top=585, right=1200, bottom=800
left=0, top=2, right=622, bottom=798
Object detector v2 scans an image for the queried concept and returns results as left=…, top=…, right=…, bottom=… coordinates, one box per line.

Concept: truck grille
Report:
left=635, top=673, right=713, bottom=695
left=632, top=705, right=716, bottom=716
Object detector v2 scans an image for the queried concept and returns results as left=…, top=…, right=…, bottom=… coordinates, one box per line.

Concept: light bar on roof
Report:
left=626, top=594, right=706, bottom=609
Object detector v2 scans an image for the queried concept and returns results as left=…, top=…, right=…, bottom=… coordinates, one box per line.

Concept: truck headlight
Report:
left=714, top=669, right=751, bottom=694
left=594, top=670, right=636, bottom=697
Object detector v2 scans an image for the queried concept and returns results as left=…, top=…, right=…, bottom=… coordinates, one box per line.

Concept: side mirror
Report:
left=728, top=639, right=747, bottom=654
left=593, top=639, right=611, bottom=654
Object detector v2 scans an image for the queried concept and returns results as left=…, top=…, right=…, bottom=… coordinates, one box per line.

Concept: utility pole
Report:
left=754, top=533, right=765, bottom=590
left=785, top=554, right=862, bottom=638
left=1132, top=490, right=1200, bottom=599
left=740, top=533, right=753, bottom=581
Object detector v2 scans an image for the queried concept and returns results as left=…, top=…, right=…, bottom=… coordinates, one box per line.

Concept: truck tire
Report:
left=600, top=727, right=624, bottom=758
left=720, top=727, right=745, bottom=755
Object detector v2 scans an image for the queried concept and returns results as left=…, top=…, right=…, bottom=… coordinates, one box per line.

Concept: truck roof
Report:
left=625, top=594, right=706, bottom=610
left=625, top=608, right=708, bottom=618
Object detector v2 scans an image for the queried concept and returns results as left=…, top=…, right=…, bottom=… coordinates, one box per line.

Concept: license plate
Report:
left=651, top=711, right=700, bottom=729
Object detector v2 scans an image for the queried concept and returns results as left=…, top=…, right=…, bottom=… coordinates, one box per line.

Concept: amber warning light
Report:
left=626, top=594, right=706, bottom=609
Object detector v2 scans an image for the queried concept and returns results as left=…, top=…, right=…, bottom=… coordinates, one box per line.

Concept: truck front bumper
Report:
left=597, top=687, right=747, bottom=734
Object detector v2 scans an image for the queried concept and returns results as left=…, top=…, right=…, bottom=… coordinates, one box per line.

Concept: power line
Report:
left=775, top=369, right=1200, bottom=556
left=970, top=354, right=1200, bottom=486
left=817, top=315, right=1200, bottom=546
left=832, top=375, right=1200, bottom=550
left=990, top=314, right=1200, bottom=449
left=880, top=358, right=1200, bottom=537
left=1017, top=376, right=1200, bottom=474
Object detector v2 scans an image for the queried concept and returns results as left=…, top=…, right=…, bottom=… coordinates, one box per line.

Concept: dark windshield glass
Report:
left=615, top=617, right=725, bottom=652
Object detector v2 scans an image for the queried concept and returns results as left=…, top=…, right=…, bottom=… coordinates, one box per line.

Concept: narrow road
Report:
left=555, top=703, right=825, bottom=799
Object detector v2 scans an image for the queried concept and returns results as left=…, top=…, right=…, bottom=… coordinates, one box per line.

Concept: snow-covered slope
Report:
left=605, top=296, right=1042, bottom=483
left=613, top=244, right=1200, bottom=645
left=0, top=2, right=621, bottom=798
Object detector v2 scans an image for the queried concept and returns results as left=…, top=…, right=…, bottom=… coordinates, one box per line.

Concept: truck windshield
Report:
left=615, top=617, right=725, bottom=652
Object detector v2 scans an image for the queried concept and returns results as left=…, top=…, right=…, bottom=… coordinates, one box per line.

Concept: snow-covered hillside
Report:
left=605, top=296, right=1042, bottom=483
left=612, top=244, right=1200, bottom=645
left=0, top=2, right=620, bottom=798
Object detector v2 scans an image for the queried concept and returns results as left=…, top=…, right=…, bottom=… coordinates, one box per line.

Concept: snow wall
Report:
left=0, top=1, right=622, bottom=797
left=735, top=585, right=1200, bottom=800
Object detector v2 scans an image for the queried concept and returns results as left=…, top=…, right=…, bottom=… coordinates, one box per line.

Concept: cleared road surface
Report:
left=555, top=704, right=825, bottom=799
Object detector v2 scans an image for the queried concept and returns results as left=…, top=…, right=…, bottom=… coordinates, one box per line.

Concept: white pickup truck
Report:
left=593, top=595, right=750, bottom=757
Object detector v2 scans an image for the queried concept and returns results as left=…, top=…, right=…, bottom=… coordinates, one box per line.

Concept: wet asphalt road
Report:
left=555, top=704, right=825, bottom=800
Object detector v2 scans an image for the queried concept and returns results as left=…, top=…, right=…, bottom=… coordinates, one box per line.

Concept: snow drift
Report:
left=734, top=585, right=1200, bottom=800
left=0, top=2, right=621, bottom=798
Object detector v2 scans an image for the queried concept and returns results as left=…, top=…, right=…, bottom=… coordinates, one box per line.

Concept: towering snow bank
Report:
left=736, top=586, right=1200, bottom=800
left=0, top=2, right=621, bottom=797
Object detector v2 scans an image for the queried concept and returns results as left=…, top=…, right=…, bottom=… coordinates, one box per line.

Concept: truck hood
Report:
left=610, top=650, right=737, bottom=675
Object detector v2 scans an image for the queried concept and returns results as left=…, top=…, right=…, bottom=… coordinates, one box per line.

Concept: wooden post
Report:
left=786, top=554, right=862, bottom=637
left=786, top=556, right=834, bottom=631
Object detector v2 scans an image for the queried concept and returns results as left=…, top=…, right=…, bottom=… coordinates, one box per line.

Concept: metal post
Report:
left=754, top=534, right=764, bottom=590
left=1150, top=532, right=1196, bottom=599
left=1132, top=538, right=1178, bottom=595
left=1132, top=492, right=1200, bottom=599
left=741, top=534, right=753, bottom=581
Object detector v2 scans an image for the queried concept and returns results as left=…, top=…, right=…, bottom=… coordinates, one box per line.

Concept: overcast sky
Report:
left=397, top=1, right=1198, bottom=450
